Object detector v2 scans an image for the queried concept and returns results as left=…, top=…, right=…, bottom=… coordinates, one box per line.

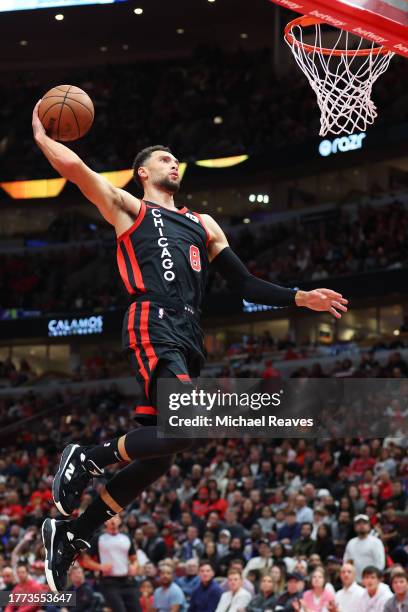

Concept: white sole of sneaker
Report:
left=42, top=518, right=58, bottom=593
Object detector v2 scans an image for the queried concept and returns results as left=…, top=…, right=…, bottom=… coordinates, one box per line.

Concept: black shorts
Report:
left=122, top=296, right=206, bottom=422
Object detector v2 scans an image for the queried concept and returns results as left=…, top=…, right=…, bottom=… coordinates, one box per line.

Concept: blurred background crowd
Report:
left=0, top=383, right=406, bottom=611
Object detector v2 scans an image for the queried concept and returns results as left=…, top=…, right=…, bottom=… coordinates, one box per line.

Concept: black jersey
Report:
left=116, top=199, right=210, bottom=310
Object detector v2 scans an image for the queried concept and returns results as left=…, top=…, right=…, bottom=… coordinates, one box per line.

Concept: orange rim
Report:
left=284, top=15, right=392, bottom=56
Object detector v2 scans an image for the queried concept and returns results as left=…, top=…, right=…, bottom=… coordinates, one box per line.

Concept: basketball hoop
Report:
left=284, top=16, right=395, bottom=136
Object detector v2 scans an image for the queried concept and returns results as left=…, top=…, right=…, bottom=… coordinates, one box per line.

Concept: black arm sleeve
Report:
left=211, top=246, right=297, bottom=307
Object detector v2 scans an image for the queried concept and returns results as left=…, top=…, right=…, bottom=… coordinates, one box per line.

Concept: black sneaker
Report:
left=52, top=443, right=104, bottom=516
left=42, top=518, right=91, bottom=593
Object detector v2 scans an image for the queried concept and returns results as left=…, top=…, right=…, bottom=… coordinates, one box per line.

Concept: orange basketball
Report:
left=38, top=85, right=94, bottom=142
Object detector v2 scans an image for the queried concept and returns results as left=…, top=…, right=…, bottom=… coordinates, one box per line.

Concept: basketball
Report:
left=38, top=85, right=94, bottom=142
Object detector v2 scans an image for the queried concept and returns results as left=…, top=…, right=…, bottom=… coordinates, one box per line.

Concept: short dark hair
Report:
left=301, top=522, right=313, bottom=530
left=362, top=566, right=382, bottom=579
left=132, top=145, right=173, bottom=187
left=199, top=560, right=215, bottom=571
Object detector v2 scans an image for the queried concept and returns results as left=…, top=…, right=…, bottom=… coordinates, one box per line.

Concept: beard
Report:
left=155, top=176, right=180, bottom=194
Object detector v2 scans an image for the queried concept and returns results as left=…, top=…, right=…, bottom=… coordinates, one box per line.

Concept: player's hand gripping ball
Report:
left=38, top=85, right=94, bottom=141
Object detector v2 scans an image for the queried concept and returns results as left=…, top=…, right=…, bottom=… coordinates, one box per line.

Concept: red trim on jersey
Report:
left=116, top=200, right=146, bottom=241
left=123, top=234, right=146, bottom=293
left=116, top=245, right=134, bottom=294
left=194, top=211, right=211, bottom=247
left=134, top=405, right=157, bottom=416
left=128, top=302, right=150, bottom=397
left=146, top=203, right=188, bottom=214
left=177, top=373, right=192, bottom=382
left=140, top=301, right=158, bottom=372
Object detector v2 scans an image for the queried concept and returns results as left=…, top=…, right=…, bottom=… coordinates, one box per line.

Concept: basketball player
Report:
left=31, top=101, right=348, bottom=592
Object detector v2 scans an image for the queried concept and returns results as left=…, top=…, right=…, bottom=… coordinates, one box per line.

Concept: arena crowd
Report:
left=0, top=384, right=406, bottom=611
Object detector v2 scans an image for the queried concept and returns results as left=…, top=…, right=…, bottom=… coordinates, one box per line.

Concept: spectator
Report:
left=270, top=564, right=287, bottom=596
left=0, top=567, right=15, bottom=593
left=220, top=561, right=255, bottom=596
left=66, top=564, right=100, bottom=612
left=219, top=539, right=246, bottom=576
left=201, top=541, right=220, bottom=575
left=343, top=515, right=386, bottom=582
left=177, top=479, right=196, bottom=505
left=178, top=526, right=204, bottom=562
left=277, top=511, right=301, bottom=545
left=257, top=506, right=275, bottom=535
left=359, top=566, right=393, bottom=612
left=216, top=530, right=231, bottom=559
left=188, top=561, right=222, bottom=612
left=82, top=515, right=141, bottom=612
left=176, top=559, right=200, bottom=602
left=153, top=565, right=186, bottom=612
left=215, top=569, right=251, bottom=612
left=243, top=540, right=274, bottom=578
left=223, top=510, right=246, bottom=541
left=292, top=523, right=316, bottom=558
left=332, top=562, right=364, bottom=612
left=247, top=573, right=279, bottom=611
left=139, top=578, right=154, bottom=612
left=192, top=488, right=210, bottom=519
left=331, top=511, right=353, bottom=549
left=295, top=495, right=314, bottom=524
left=274, top=572, right=305, bottom=611
left=300, top=567, right=335, bottom=611
left=384, top=571, right=408, bottom=612
left=4, top=563, right=46, bottom=612
left=314, top=525, right=336, bottom=562
left=144, top=523, right=167, bottom=564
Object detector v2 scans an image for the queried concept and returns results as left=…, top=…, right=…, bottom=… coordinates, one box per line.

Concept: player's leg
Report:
left=43, top=454, right=173, bottom=592
left=52, top=360, right=193, bottom=517
left=43, top=363, right=194, bottom=592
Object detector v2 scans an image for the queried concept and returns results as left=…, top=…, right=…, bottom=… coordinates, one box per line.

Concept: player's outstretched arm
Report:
left=204, top=214, right=348, bottom=319
left=32, top=100, right=139, bottom=228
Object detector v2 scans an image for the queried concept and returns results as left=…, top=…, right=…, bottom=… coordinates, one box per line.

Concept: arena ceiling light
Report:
left=249, top=194, right=269, bottom=204
left=133, top=7, right=143, bottom=14
left=195, top=155, right=248, bottom=168
left=0, top=1, right=127, bottom=11
left=55, top=13, right=64, bottom=20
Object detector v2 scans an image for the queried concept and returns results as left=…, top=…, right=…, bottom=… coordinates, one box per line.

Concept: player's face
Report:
left=143, top=151, right=181, bottom=194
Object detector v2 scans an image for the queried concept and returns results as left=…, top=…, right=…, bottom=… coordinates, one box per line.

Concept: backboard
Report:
left=269, top=0, right=408, bottom=57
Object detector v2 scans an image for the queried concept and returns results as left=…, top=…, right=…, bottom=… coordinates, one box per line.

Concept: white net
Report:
left=285, top=20, right=394, bottom=136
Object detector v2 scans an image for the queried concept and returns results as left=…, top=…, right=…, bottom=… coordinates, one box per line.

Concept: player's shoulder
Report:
left=116, top=188, right=141, bottom=214
left=199, top=213, right=220, bottom=231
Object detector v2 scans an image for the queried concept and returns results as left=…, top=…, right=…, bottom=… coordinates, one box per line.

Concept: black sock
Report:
left=86, top=427, right=192, bottom=469
left=71, top=495, right=116, bottom=540
left=85, top=437, right=123, bottom=469
left=71, top=456, right=172, bottom=540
